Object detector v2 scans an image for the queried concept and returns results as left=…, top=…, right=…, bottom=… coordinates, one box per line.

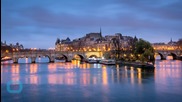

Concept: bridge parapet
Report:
left=1, top=50, right=104, bottom=63
left=155, top=49, right=182, bottom=60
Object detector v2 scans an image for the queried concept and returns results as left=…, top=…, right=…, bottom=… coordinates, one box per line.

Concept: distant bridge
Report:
left=1, top=50, right=103, bottom=63
left=154, top=49, right=182, bottom=60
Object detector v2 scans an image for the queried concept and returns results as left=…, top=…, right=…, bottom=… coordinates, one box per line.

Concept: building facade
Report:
left=152, top=39, right=179, bottom=51
left=55, top=30, right=136, bottom=52
left=1, top=41, right=24, bottom=53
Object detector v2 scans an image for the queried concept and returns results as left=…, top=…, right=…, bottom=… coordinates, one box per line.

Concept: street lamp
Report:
left=138, top=54, right=140, bottom=57
left=5, top=50, right=9, bottom=53
left=124, top=54, right=126, bottom=57
left=131, top=54, right=133, bottom=57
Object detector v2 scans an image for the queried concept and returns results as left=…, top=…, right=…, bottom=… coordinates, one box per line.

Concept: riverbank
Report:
left=1, top=58, right=12, bottom=62
left=116, top=61, right=155, bottom=69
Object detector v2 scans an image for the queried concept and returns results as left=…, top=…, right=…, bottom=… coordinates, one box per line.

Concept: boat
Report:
left=87, top=59, right=97, bottom=63
left=86, top=58, right=99, bottom=63
left=86, top=57, right=101, bottom=64
left=100, top=59, right=116, bottom=65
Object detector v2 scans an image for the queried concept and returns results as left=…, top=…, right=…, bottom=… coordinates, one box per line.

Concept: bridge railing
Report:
left=155, top=49, right=182, bottom=52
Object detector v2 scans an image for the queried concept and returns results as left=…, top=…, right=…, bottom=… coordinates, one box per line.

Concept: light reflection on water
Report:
left=1, top=59, right=182, bottom=102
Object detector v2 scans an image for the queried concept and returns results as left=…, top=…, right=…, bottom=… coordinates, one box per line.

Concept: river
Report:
left=1, top=58, right=182, bottom=102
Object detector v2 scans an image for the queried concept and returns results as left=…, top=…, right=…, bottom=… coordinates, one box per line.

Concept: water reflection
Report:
left=1, top=58, right=182, bottom=102
left=154, top=60, right=182, bottom=95
left=10, top=64, right=20, bottom=83
left=18, top=58, right=31, bottom=63
left=29, top=75, right=39, bottom=84
left=102, top=66, right=108, bottom=85
left=2, top=59, right=179, bottom=86
left=30, top=64, right=38, bottom=74
left=11, top=64, right=20, bottom=74
left=129, top=66, right=134, bottom=84
left=137, top=68, right=142, bottom=85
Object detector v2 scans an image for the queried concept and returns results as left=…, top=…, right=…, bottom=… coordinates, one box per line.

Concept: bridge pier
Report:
left=49, top=61, right=54, bottom=63
left=49, top=56, right=55, bottom=63
left=161, top=57, right=166, bottom=60
left=177, top=56, right=182, bottom=61
left=31, top=57, right=36, bottom=63
left=66, top=60, right=72, bottom=62
left=13, top=57, right=18, bottom=63
left=66, top=56, right=73, bottom=62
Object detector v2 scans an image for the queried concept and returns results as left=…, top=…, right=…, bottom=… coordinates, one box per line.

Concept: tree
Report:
left=128, top=36, right=138, bottom=53
left=16, top=42, right=19, bottom=46
left=177, top=38, right=182, bottom=49
left=103, top=52, right=111, bottom=59
left=111, top=38, right=121, bottom=60
left=135, top=39, right=155, bottom=64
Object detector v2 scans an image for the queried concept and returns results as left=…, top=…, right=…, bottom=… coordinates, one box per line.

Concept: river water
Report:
left=1, top=58, right=182, bottom=102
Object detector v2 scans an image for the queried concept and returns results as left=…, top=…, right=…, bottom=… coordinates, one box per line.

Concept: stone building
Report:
left=152, top=39, right=178, bottom=51
left=55, top=37, right=72, bottom=51
left=1, top=41, right=24, bottom=53
left=55, top=30, right=136, bottom=52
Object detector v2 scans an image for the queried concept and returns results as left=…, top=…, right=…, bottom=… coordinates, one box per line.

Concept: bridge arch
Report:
left=55, top=53, right=68, bottom=61
left=171, top=53, right=177, bottom=60
left=158, top=53, right=165, bottom=60
left=12, top=57, right=31, bottom=63
left=34, top=55, right=52, bottom=63
left=18, top=57, right=31, bottom=63
left=89, top=55, right=98, bottom=58
left=73, top=54, right=85, bottom=61
left=40, top=55, right=51, bottom=63
left=61, top=54, right=68, bottom=61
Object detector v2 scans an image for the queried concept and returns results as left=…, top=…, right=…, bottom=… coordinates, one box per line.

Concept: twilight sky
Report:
left=1, top=0, right=182, bottom=49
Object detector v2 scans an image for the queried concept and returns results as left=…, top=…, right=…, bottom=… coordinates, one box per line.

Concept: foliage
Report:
left=135, top=39, right=155, bottom=64
left=110, top=38, right=120, bottom=60
left=139, top=54, right=145, bottom=64
left=177, top=38, right=182, bottom=49
left=128, top=36, right=138, bottom=53
left=103, top=52, right=111, bottom=59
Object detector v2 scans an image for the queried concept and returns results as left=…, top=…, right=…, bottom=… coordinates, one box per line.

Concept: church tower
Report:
left=99, top=27, right=102, bottom=37
left=170, top=38, right=173, bottom=42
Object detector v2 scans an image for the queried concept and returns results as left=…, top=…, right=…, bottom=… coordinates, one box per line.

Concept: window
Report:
left=90, top=38, right=94, bottom=41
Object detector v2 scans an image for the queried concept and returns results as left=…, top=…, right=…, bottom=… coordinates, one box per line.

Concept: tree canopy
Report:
left=177, top=38, right=182, bottom=49
left=135, top=39, right=155, bottom=64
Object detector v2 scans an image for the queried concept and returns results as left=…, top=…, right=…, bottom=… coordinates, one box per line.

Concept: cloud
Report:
left=1, top=0, right=182, bottom=48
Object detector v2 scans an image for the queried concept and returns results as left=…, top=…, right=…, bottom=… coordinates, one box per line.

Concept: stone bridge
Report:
left=1, top=50, right=103, bottom=63
left=1, top=48, right=182, bottom=63
left=155, top=49, right=182, bottom=60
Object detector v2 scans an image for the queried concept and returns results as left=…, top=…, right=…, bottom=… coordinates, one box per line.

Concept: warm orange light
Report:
left=102, top=66, right=108, bottom=85
left=124, top=54, right=126, bottom=57
left=5, top=50, right=9, bottom=53
left=131, top=54, right=133, bottom=57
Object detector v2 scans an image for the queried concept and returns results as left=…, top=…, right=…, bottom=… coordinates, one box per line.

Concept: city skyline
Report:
left=2, top=0, right=182, bottom=49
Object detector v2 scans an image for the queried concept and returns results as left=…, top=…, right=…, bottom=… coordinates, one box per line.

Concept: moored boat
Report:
left=87, top=59, right=97, bottom=63
left=100, top=59, right=116, bottom=65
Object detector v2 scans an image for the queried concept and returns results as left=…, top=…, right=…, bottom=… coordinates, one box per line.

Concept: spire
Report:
left=170, top=38, right=172, bottom=42
left=99, top=27, right=102, bottom=37
left=134, top=35, right=138, bottom=42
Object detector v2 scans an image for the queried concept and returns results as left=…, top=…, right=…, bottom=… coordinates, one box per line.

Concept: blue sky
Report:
left=1, top=0, right=182, bottom=49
